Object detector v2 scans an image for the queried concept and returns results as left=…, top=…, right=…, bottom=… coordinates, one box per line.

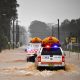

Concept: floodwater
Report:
left=0, top=48, right=80, bottom=80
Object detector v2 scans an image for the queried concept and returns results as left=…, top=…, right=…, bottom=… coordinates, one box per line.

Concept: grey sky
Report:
left=17, top=0, right=80, bottom=30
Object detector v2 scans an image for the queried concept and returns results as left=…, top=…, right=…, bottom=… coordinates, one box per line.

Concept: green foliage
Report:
left=60, top=18, right=80, bottom=43
left=29, top=20, right=51, bottom=39
left=0, top=0, right=19, bottom=51
left=0, top=0, right=19, bottom=19
left=61, top=19, right=70, bottom=32
left=0, top=34, right=8, bottom=52
left=61, top=18, right=80, bottom=35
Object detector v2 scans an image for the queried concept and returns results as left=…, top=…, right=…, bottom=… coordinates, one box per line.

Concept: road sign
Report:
left=71, top=37, right=76, bottom=43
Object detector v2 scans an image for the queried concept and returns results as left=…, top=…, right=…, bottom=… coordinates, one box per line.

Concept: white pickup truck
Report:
left=35, top=44, right=65, bottom=69
left=25, top=43, right=41, bottom=62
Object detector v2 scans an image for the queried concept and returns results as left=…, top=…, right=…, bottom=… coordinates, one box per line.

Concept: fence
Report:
left=63, top=43, right=80, bottom=60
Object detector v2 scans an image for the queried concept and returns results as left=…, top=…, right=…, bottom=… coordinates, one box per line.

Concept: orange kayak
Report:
left=30, top=37, right=42, bottom=43
left=42, top=36, right=59, bottom=44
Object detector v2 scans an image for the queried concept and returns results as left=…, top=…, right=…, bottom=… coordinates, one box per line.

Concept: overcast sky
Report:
left=17, top=0, right=80, bottom=30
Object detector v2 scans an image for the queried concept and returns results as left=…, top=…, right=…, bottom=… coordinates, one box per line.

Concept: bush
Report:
left=0, top=34, right=8, bottom=52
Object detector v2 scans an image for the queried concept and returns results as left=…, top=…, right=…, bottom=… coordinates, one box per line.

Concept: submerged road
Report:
left=0, top=47, right=80, bottom=80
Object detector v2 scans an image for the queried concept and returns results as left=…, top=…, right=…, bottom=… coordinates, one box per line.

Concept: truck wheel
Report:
left=61, top=66, right=65, bottom=70
left=37, top=66, right=40, bottom=70
left=27, top=57, right=29, bottom=62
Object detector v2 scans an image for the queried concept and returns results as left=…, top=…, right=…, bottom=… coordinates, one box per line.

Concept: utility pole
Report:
left=52, top=26, right=54, bottom=36
left=16, top=19, right=19, bottom=48
left=13, top=19, right=15, bottom=49
left=58, top=19, right=60, bottom=40
left=8, top=26, right=11, bottom=50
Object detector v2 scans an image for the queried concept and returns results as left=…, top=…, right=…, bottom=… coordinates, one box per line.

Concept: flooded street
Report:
left=0, top=47, right=80, bottom=80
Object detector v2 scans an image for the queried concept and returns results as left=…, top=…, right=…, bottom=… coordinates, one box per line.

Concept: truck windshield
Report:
left=41, top=48, right=62, bottom=55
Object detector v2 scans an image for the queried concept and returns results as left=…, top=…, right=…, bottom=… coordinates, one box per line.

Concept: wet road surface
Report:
left=0, top=48, right=80, bottom=80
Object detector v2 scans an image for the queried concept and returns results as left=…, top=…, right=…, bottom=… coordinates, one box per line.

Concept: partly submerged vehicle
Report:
left=26, top=37, right=42, bottom=62
left=35, top=36, right=65, bottom=69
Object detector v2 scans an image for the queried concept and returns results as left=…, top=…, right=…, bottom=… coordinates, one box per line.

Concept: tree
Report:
left=61, top=19, right=70, bottom=31
left=60, top=18, right=80, bottom=43
left=29, top=20, right=51, bottom=39
left=0, top=0, right=19, bottom=38
left=0, top=34, right=8, bottom=52
left=0, top=0, right=19, bottom=51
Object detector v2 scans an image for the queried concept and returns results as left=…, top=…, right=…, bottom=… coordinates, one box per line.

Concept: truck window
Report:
left=41, top=48, right=62, bottom=55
